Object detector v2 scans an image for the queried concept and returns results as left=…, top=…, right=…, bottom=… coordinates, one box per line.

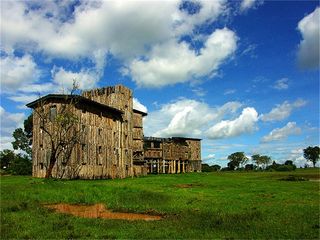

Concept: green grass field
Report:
left=1, top=169, right=319, bottom=239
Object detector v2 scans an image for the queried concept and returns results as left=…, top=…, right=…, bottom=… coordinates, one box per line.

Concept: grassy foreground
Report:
left=1, top=169, right=319, bottom=239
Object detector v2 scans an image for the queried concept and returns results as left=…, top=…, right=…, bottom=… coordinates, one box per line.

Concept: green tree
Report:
left=252, top=154, right=271, bottom=169
left=252, top=154, right=262, bottom=167
left=303, top=146, right=320, bottom=167
left=0, top=149, right=15, bottom=169
left=11, top=113, right=33, bottom=157
left=0, top=150, right=32, bottom=175
left=227, top=152, right=248, bottom=170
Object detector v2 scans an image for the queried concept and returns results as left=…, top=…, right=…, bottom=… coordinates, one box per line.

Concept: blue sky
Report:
left=1, top=0, right=319, bottom=167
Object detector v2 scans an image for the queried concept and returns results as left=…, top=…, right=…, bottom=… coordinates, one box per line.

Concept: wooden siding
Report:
left=30, top=84, right=201, bottom=179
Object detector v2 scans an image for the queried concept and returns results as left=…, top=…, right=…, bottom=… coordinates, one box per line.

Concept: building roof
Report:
left=26, top=94, right=124, bottom=116
left=133, top=109, right=148, bottom=116
left=144, top=136, right=201, bottom=142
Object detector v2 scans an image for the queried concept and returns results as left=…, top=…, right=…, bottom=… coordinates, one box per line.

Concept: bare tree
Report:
left=33, top=81, right=84, bottom=178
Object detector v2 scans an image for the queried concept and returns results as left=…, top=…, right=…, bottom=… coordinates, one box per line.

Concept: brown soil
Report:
left=45, top=203, right=162, bottom=221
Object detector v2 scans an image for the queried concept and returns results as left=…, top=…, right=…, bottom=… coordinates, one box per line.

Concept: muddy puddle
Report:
left=45, top=203, right=162, bottom=221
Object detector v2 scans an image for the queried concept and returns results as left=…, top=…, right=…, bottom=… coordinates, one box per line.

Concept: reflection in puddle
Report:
left=45, top=203, right=162, bottom=221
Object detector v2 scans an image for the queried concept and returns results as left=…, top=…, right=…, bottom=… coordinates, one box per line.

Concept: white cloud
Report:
left=0, top=54, right=40, bottom=92
left=273, top=78, right=289, bottom=90
left=8, top=94, right=39, bottom=109
left=206, top=107, right=259, bottom=139
left=0, top=106, right=25, bottom=150
left=51, top=66, right=98, bottom=90
left=297, top=7, right=320, bottom=69
left=1, top=1, right=234, bottom=89
left=144, top=99, right=243, bottom=138
left=260, top=99, right=307, bottom=122
left=17, top=83, right=56, bottom=94
left=224, top=89, right=237, bottom=95
left=192, top=87, right=207, bottom=97
left=240, top=0, right=262, bottom=12
left=0, top=1, right=226, bottom=63
left=133, top=98, right=148, bottom=113
left=261, top=122, right=301, bottom=143
left=129, top=27, right=237, bottom=88
left=202, top=153, right=216, bottom=161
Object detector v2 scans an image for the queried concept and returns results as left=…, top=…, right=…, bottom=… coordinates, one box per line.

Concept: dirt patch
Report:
left=175, top=183, right=203, bottom=188
left=45, top=203, right=162, bottom=221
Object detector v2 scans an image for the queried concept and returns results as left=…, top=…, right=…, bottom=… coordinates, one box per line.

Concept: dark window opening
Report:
left=98, top=128, right=102, bottom=136
left=40, top=144, right=43, bottom=148
left=39, top=163, right=44, bottom=169
left=153, top=142, right=160, bottom=148
left=82, top=144, right=86, bottom=151
left=49, top=106, right=57, bottom=121
left=98, top=146, right=102, bottom=154
left=144, top=142, right=151, bottom=148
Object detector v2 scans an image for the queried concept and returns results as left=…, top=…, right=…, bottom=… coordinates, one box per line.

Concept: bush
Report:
left=8, top=155, right=32, bottom=175
left=266, top=162, right=296, bottom=172
left=0, top=150, right=32, bottom=175
left=201, top=164, right=221, bottom=172
left=276, top=165, right=296, bottom=172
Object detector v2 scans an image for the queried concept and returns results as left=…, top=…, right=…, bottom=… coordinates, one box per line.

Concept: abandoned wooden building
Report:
left=143, top=137, right=201, bottom=174
left=27, top=84, right=201, bottom=179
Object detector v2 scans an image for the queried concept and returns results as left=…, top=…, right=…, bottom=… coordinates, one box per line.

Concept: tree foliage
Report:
left=202, top=164, right=221, bottom=172
left=227, top=152, right=248, bottom=170
left=0, top=150, right=32, bottom=175
left=303, top=146, right=320, bottom=167
left=11, top=113, right=33, bottom=158
left=252, top=154, right=271, bottom=168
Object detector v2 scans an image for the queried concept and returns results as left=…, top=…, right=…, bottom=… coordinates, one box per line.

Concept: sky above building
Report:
left=1, top=0, right=319, bottom=167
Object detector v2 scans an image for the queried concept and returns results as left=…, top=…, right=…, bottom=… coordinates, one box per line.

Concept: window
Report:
left=39, top=163, right=44, bottom=170
left=49, top=106, right=57, bottom=121
left=82, top=144, right=86, bottom=151
left=153, top=142, right=160, bottom=148
left=98, top=128, right=102, bottom=136
left=144, top=141, right=151, bottom=149
left=98, top=146, right=102, bottom=154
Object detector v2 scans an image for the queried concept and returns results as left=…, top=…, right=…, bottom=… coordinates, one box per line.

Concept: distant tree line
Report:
left=202, top=147, right=319, bottom=172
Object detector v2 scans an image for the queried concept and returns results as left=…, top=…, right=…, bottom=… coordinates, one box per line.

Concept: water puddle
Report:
left=45, top=203, right=162, bottom=221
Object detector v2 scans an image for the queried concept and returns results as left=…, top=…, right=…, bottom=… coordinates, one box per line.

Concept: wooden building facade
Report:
left=143, top=137, right=201, bottom=174
left=27, top=84, right=201, bottom=179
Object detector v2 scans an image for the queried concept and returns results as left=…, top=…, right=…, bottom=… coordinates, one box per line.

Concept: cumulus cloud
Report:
left=0, top=106, right=25, bottom=150
left=144, top=99, right=243, bottom=138
left=133, top=98, right=148, bottom=113
left=206, top=107, right=259, bottom=139
left=260, top=99, right=307, bottom=122
left=0, top=1, right=239, bottom=89
left=0, top=54, right=40, bottom=92
left=261, top=122, right=301, bottom=143
left=51, top=66, right=98, bottom=90
left=1, top=1, right=226, bottom=65
left=273, top=78, right=289, bottom=90
left=129, top=28, right=237, bottom=88
left=297, top=7, right=320, bottom=69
